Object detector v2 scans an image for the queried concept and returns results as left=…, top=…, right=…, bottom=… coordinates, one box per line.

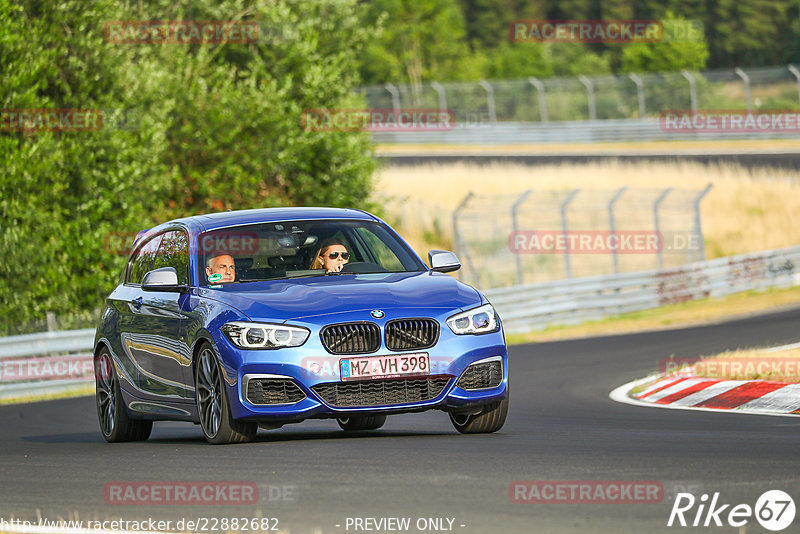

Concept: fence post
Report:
left=691, top=183, right=713, bottom=262
left=653, top=188, right=672, bottom=270
left=681, top=70, right=698, bottom=113
left=430, top=81, right=447, bottom=116
left=46, top=312, right=57, bottom=332
left=628, top=74, right=646, bottom=118
left=578, top=76, right=596, bottom=120
left=528, top=77, right=548, bottom=122
left=452, top=192, right=477, bottom=284
left=608, top=186, right=627, bottom=274
left=560, top=189, right=581, bottom=278
left=734, top=67, right=752, bottom=111
left=478, top=80, right=497, bottom=124
left=511, top=190, right=532, bottom=285
left=788, top=65, right=800, bottom=110
left=384, top=83, right=401, bottom=114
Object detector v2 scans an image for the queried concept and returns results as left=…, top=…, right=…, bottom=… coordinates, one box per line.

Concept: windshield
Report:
left=197, top=220, right=425, bottom=285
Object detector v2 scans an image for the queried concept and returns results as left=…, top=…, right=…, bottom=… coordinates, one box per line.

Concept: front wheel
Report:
left=195, top=343, right=257, bottom=444
left=337, top=414, right=387, bottom=431
left=95, top=348, right=152, bottom=442
left=449, top=391, right=509, bottom=434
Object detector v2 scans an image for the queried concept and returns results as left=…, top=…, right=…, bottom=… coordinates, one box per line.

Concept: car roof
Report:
left=159, top=207, right=380, bottom=233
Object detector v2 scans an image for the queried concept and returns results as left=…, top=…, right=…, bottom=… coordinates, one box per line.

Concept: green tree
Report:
left=620, top=16, right=710, bottom=73
left=458, top=0, right=541, bottom=50
left=708, top=0, right=790, bottom=67
left=359, top=0, right=479, bottom=98
left=0, top=0, right=172, bottom=332
left=0, top=0, right=379, bottom=334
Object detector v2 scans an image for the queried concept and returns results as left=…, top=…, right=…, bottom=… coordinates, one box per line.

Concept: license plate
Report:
left=340, top=353, right=430, bottom=381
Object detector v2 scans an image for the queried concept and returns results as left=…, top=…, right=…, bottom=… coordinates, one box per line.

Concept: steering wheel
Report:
left=340, top=261, right=388, bottom=274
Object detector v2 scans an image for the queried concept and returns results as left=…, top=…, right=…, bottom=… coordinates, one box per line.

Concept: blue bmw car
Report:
left=94, top=208, right=508, bottom=444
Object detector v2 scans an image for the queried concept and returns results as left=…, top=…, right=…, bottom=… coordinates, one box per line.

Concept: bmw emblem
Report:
left=370, top=310, right=385, bottom=319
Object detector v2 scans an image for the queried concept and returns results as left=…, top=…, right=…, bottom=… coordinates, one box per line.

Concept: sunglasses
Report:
left=326, top=252, right=350, bottom=260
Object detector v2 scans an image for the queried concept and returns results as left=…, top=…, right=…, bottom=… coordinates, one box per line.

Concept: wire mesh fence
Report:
left=359, top=65, right=800, bottom=124
left=452, top=186, right=712, bottom=289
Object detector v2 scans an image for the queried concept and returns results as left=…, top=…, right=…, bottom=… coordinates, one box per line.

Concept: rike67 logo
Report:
left=668, top=490, right=795, bottom=531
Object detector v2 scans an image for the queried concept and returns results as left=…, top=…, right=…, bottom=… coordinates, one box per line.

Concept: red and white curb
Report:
left=610, top=357, right=800, bottom=418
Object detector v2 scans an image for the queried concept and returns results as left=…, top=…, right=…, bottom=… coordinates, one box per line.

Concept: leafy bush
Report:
left=0, top=0, right=377, bottom=334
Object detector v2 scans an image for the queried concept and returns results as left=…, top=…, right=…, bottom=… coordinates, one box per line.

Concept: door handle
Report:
left=132, top=297, right=143, bottom=310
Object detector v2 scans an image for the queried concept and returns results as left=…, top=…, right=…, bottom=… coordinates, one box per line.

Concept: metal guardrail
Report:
left=0, top=328, right=95, bottom=359
left=0, top=329, right=95, bottom=401
left=1, top=245, right=799, bottom=400
left=485, top=245, right=800, bottom=333
left=370, top=119, right=800, bottom=145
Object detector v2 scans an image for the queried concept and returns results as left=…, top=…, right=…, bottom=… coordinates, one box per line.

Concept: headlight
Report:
left=222, top=322, right=309, bottom=349
left=446, top=304, right=499, bottom=335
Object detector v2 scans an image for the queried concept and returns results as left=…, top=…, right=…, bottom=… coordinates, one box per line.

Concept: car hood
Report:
left=197, top=271, right=481, bottom=322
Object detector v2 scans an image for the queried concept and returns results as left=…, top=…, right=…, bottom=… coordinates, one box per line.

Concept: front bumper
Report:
left=216, top=326, right=508, bottom=423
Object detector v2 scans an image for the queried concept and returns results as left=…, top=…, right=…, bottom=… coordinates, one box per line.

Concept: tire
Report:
left=337, top=414, right=387, bottom=431
left=95, top=348, right=152, bottom=442
left=449, top=390, right=509, bottom=434
left=195, top=342, right=257, bottom=444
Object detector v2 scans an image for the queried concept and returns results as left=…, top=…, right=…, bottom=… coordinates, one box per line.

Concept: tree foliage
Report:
left=360, top=0, right=800, bottom=85
left=620, top=15, right=710, bottom=74
left=0, top=0, right=377, bottom=334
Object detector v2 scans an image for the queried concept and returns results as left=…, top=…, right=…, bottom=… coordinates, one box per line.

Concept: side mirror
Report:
left=428, top=250, right=461, bottom=273
left=142, top=267, right=187, bottom=292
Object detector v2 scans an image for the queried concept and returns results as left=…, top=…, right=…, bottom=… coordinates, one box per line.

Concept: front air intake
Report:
left=245, top=378, right=306, bottom=405
left=312, top=377, right=451, bottom=407
left=456, top=360, right=503, bottom=390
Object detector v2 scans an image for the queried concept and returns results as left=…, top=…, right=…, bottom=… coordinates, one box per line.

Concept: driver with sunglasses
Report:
left=311, top=238, right=350, bottom=273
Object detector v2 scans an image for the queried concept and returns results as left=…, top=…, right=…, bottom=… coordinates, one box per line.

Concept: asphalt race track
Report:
left=2, top=307, right=800, bottom=534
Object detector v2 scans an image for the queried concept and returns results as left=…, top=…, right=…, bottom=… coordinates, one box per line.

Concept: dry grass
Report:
left=374, top=160, right=800, bottom=260
left=0, top=383, right=94, bottom=405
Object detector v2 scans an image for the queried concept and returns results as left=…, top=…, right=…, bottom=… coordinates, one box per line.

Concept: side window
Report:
left=153, top=230, right=189, bottom=285
left=127, top=234, right=163, bottom=285
left=355, top=227, right=404, bottom=271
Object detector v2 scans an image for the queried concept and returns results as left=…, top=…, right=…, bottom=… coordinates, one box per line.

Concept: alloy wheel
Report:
left=96, top=352, right=115, bottom=436
left=196, top=348, right=222, bottom=438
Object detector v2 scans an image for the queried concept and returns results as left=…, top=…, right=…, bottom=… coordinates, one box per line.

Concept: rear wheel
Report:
left=95, top=348, right=152, bottom=442
left=449, top=391, right=509, bottom=434
left=337, top=415, right=387, bottom=431
left=195, top=343, right=257, bottom=444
